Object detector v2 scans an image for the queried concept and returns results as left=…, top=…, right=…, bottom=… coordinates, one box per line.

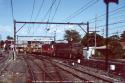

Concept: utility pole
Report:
left=105, top=1, right=109, bottom=71
left=54, top=30, right=56, bottom=42
left=95, top=15, right=97, bottom=52
left=104, top=0, right=118, bottom=71
left=13, top=20, right=16, bottom=60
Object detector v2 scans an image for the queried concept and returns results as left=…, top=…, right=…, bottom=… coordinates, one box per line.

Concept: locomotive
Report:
left=41, top=42, right=84, bottom=60
left=22, top=40, right=84, bottom=60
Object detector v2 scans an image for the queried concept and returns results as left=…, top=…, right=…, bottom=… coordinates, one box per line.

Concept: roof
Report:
left=83, top=46, right=106, bottom=50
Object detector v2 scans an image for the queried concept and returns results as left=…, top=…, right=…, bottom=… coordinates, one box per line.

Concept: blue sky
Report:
left=0, top=0, right=125, bottom=40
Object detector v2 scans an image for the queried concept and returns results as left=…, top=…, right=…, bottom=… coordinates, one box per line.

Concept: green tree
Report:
left=108, top=40, right=124, bottom=59
left=121, top=31, right=125, bottom=41
left=108, top=35, right=120, bottom=41
left=6, top=36, right=13, bottom=40
left=64, top=30, right=81, bottom=43
left=0, top=40, right=4, bottom=48
left=81, top=32, right=104, bottom=47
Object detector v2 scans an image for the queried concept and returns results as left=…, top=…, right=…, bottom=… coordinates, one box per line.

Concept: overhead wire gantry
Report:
left=13, top=20, right=89, bottom=59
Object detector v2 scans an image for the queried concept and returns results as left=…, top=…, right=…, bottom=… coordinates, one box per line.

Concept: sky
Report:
left=0, top=0, right=125, bottom=41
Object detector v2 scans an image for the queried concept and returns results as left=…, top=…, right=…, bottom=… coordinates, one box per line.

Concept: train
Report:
left=41, top=43, right=83, bottom=59
left=18, top=42, right=84, bottom=60
left=16, top=41, right=125, bottom=78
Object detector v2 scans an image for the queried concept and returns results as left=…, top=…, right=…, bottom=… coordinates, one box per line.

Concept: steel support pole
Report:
left=14, top=20, right=16, bottom=60
left=105, top=3, right=109, bottom=71
left=87, top=22, right=89, bottom=50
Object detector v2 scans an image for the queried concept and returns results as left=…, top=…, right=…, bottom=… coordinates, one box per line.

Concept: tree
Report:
left=108, top=35, right=120, bottom=41
left=121, top=31, right=125, bottom=41
left=0, top=40, right=4, bottom=48
left=108, top=40, right=124, bottom=59
left=6, top=36, right=13, bottom=40
left=81, top=32, right=105, bottom=47
left=64, top=30, right=81, bottom=43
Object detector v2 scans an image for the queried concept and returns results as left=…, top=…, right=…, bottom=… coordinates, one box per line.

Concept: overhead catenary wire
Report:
left=63, top=0, right=99, bottom=21
left=47, top=0, right=62, bottom=34
left=33, top=0, right=45, bottom=34
left=109, top=24, right=125, bottom=30
left=94, top=19, right=125, bottom=28
left=41, top=0, right=57, bottom=32
left=89, top=19, right=125, bottom=34
left=36, top=0, right=56, bottom=30
left=89, top=5, right=125, bottom=22
left=51, top=0, right=62, bottom=22
left=42, top=0, right=57, bottom=21
left=30, top=0, right=36, bottom=21
left=28, top=0, right=36, bottom=33
left=90, top=14, right=125, bottom=24
left=34, top=0, right=45, bottom=21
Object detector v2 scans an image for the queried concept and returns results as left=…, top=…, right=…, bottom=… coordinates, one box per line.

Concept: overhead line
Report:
left=15, top=21, right=86, bottom=25
left=97, top=20, right=125, bottom=28
left=42, top=0, right=57, bottom=21
left=90, top=14, right=125, bottom=24
left=89, top=5, right=125, bottom=22
left=51, top=0, right=62, bottom=22
left=34, top=0, right=45, bottom=21
left=10, top=0, right=14, bottom=20
left=30, top=0, right=36, bottom=21
left=42, top=0, right=57, bottom=32
left=109, top=24, right=125, bottom=30
left=63, top=0, right=99, bottom=21
left=63, top=0, right=94, bottom=21
left=28, top=0, right=36, bottom=33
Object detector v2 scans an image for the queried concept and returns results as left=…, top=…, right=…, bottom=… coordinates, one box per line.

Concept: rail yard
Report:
left=0, top=48, right=124, bottom=82
left=0, top=0, right=125, bottom=83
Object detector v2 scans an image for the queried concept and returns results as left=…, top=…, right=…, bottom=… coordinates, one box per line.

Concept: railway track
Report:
left=0, top=51, right=13, bottom=76
left=23, top=56, right=37, bottom=83
left=38, top=55, right=120, bottom=83
left=40, top=57, right=88, bottom=82
left=23, top=55, right=56, bottom=82
left=25, top=54, right=87, bottom=82
left=53, top=59, right=120, bottom=83
left=23, top=57, right=37, bottom=83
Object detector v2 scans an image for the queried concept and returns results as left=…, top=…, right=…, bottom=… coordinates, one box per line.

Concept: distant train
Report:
left=22, top=42, right=84, bottom=60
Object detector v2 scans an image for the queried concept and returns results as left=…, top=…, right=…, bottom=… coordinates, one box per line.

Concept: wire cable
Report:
left=40, top=0, right=56, bottom=32
left=34, top=0, right=45, bottom=21
left=41, top=0, right=56, bottom=21
left=97, top=19, right=125, bottom=28
left=30, top=0, right=36, bottom=21
left=90, top=14, right=125, bottom=24
left=28, top=0, right=36, bottom=33
left=89, top=5, right=125, bottom=22
left=51, top=0, right=62, bottom=22
left=63, top=0, right=99, bottom=21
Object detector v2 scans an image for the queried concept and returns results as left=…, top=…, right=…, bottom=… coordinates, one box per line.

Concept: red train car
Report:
left=53, top=43, right=71, bottom=58
left=41, top=44, right=54, bottom=56
left=41, top=43, right=84, bottom=60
